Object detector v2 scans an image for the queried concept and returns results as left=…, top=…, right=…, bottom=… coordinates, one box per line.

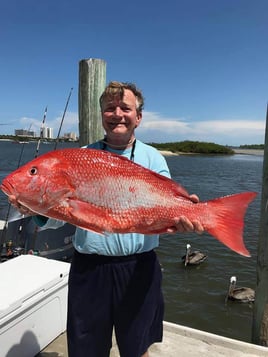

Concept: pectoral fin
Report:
left=66, top=199, right=116, bottom=234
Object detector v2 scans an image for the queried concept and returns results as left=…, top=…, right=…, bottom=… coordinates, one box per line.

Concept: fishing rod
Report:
left=35, top=106, right=48, bottom=158
left=0, top=123, right=33, bottom=260
left=18, top=106, right=49, bottom=254
left=1, top=103, right=49, bottom=260
left=54, top=87, right=73, bottom=150
left=1, top=87, right=73, bottom=260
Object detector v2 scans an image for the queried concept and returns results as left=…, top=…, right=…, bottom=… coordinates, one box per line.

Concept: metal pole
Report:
left=252, top=103, right=268, bottom=345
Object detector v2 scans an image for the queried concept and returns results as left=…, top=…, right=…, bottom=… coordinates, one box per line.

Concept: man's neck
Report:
left=103, top=136, right=136, bottom=149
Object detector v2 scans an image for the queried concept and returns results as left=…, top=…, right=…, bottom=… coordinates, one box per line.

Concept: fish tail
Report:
left=205, top=192, right=257, bottom=257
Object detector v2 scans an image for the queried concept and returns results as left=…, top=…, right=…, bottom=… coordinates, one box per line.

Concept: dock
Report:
left=1, top=257, right=267, bottom=356
left=39, top=321, right=268, bottom=357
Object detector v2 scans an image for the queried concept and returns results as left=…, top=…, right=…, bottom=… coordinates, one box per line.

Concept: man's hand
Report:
left=166, top=194, right=204, bottom=234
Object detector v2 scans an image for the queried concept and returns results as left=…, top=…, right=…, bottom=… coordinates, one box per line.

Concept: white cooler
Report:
left=0, top=255, right=70, bottom=357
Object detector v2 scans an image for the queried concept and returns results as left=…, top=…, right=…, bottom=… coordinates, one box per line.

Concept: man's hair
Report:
left=99, top=81, right=144, bottom=114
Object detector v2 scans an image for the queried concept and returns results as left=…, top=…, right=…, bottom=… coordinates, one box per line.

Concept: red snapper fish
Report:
left=1, top=148, right=257, bottom=257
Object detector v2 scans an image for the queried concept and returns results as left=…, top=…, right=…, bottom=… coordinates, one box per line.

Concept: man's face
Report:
left=101, top=89, right=142, bottom=138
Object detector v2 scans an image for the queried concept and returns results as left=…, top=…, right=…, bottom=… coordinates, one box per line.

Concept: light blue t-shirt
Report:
left=40, top=140, right=171, bottom=256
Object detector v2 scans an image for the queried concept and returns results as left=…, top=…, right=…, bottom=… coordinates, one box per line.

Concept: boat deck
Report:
left=38, top=321, right=268, bottom=357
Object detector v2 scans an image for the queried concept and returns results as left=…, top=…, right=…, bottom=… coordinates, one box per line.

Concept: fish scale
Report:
left=1, top=148, right=257, bottom=257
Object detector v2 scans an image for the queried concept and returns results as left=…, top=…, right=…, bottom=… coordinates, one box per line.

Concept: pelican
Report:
left=226, top=276, right=255, bottom=303
left=181, top=243, right=207, bottom=266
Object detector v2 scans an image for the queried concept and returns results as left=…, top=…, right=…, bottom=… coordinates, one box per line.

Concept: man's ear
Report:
left=135, top=112, right=142, bottom=128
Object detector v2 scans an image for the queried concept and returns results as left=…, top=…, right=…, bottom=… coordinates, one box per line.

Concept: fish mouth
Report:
left=0, top=180, right=14, bottom=196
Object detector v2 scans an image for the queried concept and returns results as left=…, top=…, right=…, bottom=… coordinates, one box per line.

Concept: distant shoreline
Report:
left=0, top=139, right=264, bottom=156
left=159, top=148, right=264, bottom=156
left=232, top=148, right=264, bottom=155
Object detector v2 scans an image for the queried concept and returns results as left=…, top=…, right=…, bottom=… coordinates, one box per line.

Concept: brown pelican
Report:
left=226, top=276, right=255, bottom=303
left=181, top=243, right=207, bottom=266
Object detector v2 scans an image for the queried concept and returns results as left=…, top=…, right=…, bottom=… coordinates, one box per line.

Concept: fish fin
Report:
left=151, top=172, right=190, bottom=198
left=205, top=192, right=257, bottom=257
left=67, top=199, right=115, bottom=234
left=7, top=206, right=30, bottom=222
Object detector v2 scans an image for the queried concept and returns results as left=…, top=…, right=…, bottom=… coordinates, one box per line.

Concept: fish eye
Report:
left=29, top=167, right=38, bottom=175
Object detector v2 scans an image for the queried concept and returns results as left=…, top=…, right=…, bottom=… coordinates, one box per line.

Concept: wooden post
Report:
left=78, top=58, right=106, bottom=146
left=252, top=104, right=268, bottom=345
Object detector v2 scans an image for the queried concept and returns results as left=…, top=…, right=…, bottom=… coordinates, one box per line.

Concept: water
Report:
left=157, top=154, right=262, bottom=343
left=0, top=141, right=263, bottom=343
left=0, top=140, right=79, bottom=210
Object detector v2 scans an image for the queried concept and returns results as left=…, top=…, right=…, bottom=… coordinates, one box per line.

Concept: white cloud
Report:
left=16, top=110, right=265, bottom=146
left=54, top=111, right=79, bottom=135
left=18, top=111, right=79, bottom=137
left=19, top=117, right=41, bottom=131
left=137, top=111, right=265, bottom=145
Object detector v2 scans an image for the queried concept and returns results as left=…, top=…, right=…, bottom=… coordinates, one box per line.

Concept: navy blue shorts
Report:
left=67, top=250, right=164, bottom=357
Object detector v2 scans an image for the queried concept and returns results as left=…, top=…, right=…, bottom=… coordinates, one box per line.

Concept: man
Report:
left=10, top=81, right=203, bottom=357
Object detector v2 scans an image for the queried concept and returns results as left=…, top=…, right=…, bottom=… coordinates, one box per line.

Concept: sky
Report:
left=0, top=0, right=267, bottom=146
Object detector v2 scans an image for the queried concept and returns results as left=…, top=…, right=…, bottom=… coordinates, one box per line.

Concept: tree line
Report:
left=149, top=140, right=235, bottom=154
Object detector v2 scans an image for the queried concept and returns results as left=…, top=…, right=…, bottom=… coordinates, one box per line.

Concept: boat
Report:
left=0, top=215, right=75, bottom=263
left=0, top=102, right=77, bottom=263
